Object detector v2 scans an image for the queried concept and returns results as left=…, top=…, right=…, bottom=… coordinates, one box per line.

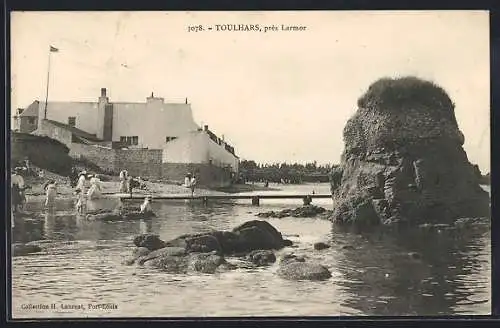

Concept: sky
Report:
left=10, top=11, right=490, bottom=172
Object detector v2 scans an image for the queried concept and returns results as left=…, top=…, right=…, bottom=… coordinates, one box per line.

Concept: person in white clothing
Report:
left=45, top=180, right=58, bottom=210
left=140, top=196, right=153, bottom=213
left=183, top=173, right=192, bottom=188
left=11, top=167, right=26, bottom=212
left=87, top=175, right=102, bottom=200
left=119, top=170, right=129, bottom=193
left=76, top=171, right=87, bottom=193
left=189, top=176, right=197, bottom=197
left=75, top=189, right=87, bottom=215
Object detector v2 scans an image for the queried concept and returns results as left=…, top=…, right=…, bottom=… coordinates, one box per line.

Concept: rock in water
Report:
left=331, top=77, right=490, bottom=228
left=133, top=234, right=166, bottom=251
left=188, top=253, right=225, bottom=274
left=277, top=257, right=331, bottom=281
left=246, top=250, right=277, bottom=266
left=231, top=220, right=285, bottom=252
left=313, top=242, right=331, bottom=250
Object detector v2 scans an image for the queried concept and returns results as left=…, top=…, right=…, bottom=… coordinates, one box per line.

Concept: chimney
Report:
left=101, top=88, right=107, bottom=97
left=204, top=125, right=208, bottom=131
left=185, top=97, right=188, bottom=104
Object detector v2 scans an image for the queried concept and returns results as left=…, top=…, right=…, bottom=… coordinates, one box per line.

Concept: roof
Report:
left=19, top=101, right=40, bottom=117
left=44, top=119, right=103, bottom=142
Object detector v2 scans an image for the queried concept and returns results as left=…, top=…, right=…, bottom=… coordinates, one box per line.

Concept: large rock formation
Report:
left=330, top=77, right=490, bottom=228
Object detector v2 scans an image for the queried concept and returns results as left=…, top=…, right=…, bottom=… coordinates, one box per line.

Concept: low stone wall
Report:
left=69, top=143, right=116, bottom=172
left=115, top=149, right=163, bottom=178
left=69, top=142, right=232, bottom=186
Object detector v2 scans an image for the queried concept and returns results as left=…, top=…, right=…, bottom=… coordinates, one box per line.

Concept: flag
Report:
left=49, top=46, right=59, bottom=52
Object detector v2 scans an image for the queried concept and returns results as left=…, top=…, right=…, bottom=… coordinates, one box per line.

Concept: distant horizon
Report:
left=11, top=11, right=490, bottom=172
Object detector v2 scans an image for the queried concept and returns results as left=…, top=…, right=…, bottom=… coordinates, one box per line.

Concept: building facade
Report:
left=14, top=101, right=39, bottom=133
left=21, top=88, right=239, bottom=187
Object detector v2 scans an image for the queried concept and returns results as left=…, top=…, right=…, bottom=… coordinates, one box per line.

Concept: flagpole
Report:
left=43, top=48, right=52, bottom=119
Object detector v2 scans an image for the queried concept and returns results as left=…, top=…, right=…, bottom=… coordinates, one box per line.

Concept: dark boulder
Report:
left=313, top=242, right=331, bottom=250
left=144, top=254, right=190, bottom=273
left=280, top=253, right=306, bottom=264
left=188, top=253, right=225, bottom=273
left=123, top=246, right=152, bottom=265
left=138, top=246, right=187, bottom=265
left=257, top=205, right=328, bottom=219
left=277, top=256, right=331, bottom=281
left=139, top=248, right=224, bottom=274
left=246, top=250, right=276, bottom=266
left=133, top=234, right=166, bottom=251
left=129, top=220, right=289, bottom=274
left=231, top=220, right=285, bottom=252
left=185, top=234, right=223, bottom=254
left=132, top=247, right=151, bottom=257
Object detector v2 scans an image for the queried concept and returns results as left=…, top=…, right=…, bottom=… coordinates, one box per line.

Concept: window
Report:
left=68, top=117, right=76, bottom=127
left=120, top=136, right=139, bottom=146
left=165, top=136, right=177, bottom=143
left=27, top=117, right=36, bottom=125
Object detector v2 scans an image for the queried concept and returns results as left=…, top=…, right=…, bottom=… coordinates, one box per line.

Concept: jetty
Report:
left=115, top=193, right=332, bottom=206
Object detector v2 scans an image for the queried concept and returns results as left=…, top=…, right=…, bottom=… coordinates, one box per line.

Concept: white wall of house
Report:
left=206, top=136, right=239, bottom=173
left=112, top=99, right=199, bottom=150
left=162, top=131, right=208, bottom=163
left=33, top=92, right=238, bottom=173
left=163, top=131, right=239, bottom=173
left=37, top=101, right=98, bottom=135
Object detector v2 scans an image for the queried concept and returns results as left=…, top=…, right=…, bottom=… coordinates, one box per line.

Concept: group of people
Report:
left=11, top=166, right=58, bottom=214
left=12, top=163, right=200, bottom=221
left=74, top=170, right=103, bottom=214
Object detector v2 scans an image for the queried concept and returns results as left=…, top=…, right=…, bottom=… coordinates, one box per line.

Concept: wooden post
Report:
left=251, top=196, right=260, bottom=206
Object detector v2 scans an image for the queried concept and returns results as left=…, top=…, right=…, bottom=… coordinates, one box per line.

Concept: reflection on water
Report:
left=334, top=226, right=490, bottom=315
left=11, top=184, right=490, bottom=317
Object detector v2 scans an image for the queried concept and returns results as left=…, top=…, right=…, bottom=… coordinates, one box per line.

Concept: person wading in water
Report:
left=11, top=167, right=27, bottom=213
left=44, top=180, right=58, bottom=211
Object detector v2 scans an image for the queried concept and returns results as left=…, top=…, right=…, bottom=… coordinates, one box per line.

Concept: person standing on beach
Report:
left=184, top=173, right=192, bottom=188
left=119, top=170, right=129, bottom=193
left=129, top=176, right=140, bottom=198
left=189, top=175, right=197, bottom=197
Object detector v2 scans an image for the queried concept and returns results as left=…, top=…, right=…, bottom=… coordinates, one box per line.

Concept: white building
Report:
left=18, top=88, right=239, bottom=183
